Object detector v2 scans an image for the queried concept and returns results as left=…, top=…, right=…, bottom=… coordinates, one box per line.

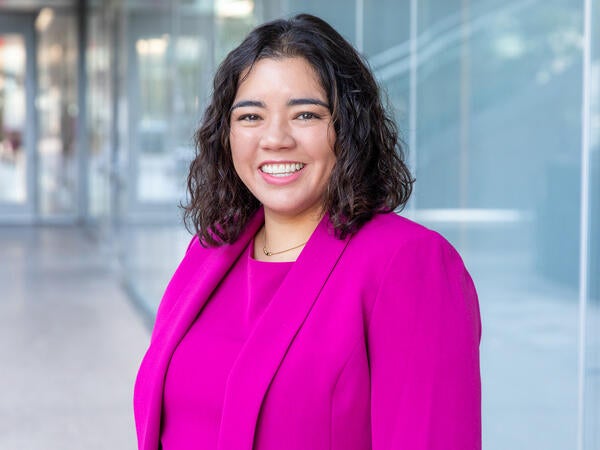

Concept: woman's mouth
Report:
left=260, top=162, right=305, bottom=177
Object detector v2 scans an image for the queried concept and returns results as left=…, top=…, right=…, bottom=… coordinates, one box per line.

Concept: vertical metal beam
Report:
left=408, top=0, right=418, bottom=211
left=577, top=0, right=592, bottom=447
left=459, top=0, right=471, bottom=247
left=27, top=14, right=39, bottom=222
left=77, top=0, right=89, bottom=223
left=110, top=3, right=123, bottom=230
left=355, top=0, right=364, bottom=53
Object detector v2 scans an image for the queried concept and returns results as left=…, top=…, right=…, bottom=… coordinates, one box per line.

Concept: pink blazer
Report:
left=134, top=209, right=481, bottom=450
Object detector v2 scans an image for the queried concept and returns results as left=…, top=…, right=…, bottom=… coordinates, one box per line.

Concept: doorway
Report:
left=0, top=14, right=36, bottom=223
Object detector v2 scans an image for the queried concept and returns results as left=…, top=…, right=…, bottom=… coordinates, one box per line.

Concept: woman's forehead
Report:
left=235, top=57, right=327, bottom=99
left=236, top=56, right=328, bottom=95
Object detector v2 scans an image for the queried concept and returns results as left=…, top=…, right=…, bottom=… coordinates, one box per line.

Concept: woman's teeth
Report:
left=260, top=163, right=305, bottom=177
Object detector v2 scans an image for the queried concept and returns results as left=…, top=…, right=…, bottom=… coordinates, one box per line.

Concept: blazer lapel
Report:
left=216, top=214, right=351, bottom=450
left=138, top=209, right=265, bottom=450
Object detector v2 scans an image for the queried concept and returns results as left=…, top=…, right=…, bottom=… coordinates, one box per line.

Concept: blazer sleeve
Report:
left=367, top=232, right=482, bottom=450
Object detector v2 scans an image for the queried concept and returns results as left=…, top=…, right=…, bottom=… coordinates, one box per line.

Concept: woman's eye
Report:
left=297, top=112, right=320, bottom=120
left=238, top=114, right=260, bottom=122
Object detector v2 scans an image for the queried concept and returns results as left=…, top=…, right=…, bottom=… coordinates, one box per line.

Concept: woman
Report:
left=134, top=13, right=481, bottom=450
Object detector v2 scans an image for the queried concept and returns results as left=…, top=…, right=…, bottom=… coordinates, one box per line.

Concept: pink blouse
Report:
left=160, top=242, right=293, bottom=449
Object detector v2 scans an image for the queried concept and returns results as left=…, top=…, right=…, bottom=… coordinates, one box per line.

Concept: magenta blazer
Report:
left=134, top=208, right=481, bottom=450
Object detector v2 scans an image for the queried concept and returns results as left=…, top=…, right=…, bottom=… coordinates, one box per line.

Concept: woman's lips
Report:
left=259, top=162, right=305, bottom=176
left=259, top=162, right=305, bottom=184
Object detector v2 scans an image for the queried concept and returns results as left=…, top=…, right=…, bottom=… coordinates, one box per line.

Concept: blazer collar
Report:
left=138, top=208, right=351, bottom=450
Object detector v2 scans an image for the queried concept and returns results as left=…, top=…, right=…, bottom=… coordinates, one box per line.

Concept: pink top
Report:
left=160, top=242, right=293, bottom=449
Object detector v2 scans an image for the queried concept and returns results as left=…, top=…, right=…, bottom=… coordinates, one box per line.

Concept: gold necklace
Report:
left=262, top=230, right=308, bottom=256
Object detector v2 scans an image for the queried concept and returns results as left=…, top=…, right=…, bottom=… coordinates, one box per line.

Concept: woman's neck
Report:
left=253, top=209, right=323, bottom=262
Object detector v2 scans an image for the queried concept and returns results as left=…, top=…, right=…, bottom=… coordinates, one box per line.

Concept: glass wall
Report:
left=0, top=33, right=27, bottom=205
left=409, top=1, right=582, bottom=447
left=87, top=1, right=115, bottom=225
left=0, top=13, right=36, bottom=222
left=0, top=4, right=81, bottom=223
left=36, top=8, right=79, bottom=218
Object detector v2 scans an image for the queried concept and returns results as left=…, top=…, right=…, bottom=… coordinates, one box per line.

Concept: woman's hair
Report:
left=183, top=13, right=414, bottom=246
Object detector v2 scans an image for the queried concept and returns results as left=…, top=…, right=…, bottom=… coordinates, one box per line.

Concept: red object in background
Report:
left=6, top=129, right=22, bottom=150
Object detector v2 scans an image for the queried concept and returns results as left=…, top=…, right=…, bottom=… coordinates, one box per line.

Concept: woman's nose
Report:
left=259, top=116, right=295, bottom=150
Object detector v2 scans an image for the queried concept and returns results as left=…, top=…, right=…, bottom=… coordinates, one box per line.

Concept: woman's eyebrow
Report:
left=288, top=98, right=329, bottom=108
left=230, top=98, right=330, bottom=111
left=230, top=100, right=265, bottom=111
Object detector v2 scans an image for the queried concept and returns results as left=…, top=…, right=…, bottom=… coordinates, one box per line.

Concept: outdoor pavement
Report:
left=0, top=225, right=150, bottom=450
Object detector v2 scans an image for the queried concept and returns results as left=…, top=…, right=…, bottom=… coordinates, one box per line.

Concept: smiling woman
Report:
left=134, top=13, right=482, bottom=450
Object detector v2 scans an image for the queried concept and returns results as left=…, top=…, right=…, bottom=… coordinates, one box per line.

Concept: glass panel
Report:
left=414, top=0, right=582, bottom=448
left=87, top=6, right=113, bottom=221
left=128, top=9, right=180, bottom=206
left=584, top=0, right=600, bottom=447
left=364, top=0, right=410, bottom=55
left=133, top=20, right=173, bottom=203
left=0, top=33, right=26, bottom=204
left=36, top=9, right=78, bottom=216
left=127, top=3, right=255, bottom=212
left=283, top=0, right=356, bottom=45
left=364, top=0, right=411, bottom=136
left=215, top=0, right=256, bottom=63
left=585, top=132, right=600, bottom=446
left=173, top=13, right=216, bottom=194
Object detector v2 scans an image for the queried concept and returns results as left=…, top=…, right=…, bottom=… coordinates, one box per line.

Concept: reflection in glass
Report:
left=411, top=2, right=582, bottom=449
left=37, top=11, right=78, bottom=216
left=215, top=1, right=255, bottom=62
left=365, top=0, right=411, bottom=134
left=0, top=34, right=26, bottom=204
left=135, top=32, right=173, bottom=202
left=130, top=6, right=254, bottom=207
left=87, top=6, right=113, bottom=221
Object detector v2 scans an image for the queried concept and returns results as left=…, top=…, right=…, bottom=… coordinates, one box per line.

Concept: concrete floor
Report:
left=0, top=226, right=149, bottom=450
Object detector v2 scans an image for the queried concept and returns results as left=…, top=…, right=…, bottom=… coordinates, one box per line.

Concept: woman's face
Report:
left=229, top=57, right=336, bottom=223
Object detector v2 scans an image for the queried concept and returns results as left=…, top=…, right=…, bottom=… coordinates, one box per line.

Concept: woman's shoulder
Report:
left=344, top=211, right=470, bottom=278
left=184, top=233, right=226, bottom=259
left=353, top=211, right=451, bottom=253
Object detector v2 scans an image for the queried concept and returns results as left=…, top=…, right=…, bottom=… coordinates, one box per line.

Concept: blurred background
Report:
left=0, top=0, right=598, bottom=448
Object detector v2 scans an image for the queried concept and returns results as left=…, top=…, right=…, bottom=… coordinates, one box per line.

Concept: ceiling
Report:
left=0, top=0, right=77, bottom=11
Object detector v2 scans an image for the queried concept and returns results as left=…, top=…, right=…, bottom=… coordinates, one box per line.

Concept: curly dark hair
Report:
left=183, top=13, right=414, bottom=246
